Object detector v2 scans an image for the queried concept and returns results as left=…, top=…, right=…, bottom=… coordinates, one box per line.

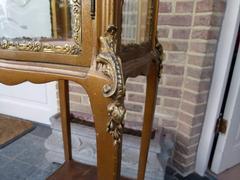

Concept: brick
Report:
left=178, top=122, right=203, bottom=136
left=126, top=112, right=143, bottom=122
left=172, top=160, right=195, bottom=174
left=81, top=95, right=90, bottom=105
left=158, top=15, right=192, bottom=26
left=176, top=1, right=194, bottom=13
left=187, top=66, right=213, bottom=79
left=183, top=90, right=209, bottom=104
left=172, top=29, right=191, bottom=39
left=181, top=101, right=207, bottom=115
left=158, top=28, right=169, bottom=38
left=128, top=93, right=145, bottom=103
left=158, top=87, right=182, bottom=98
left=179, top=112, right=204, bottom=126
left=128, top=76, right=146, bottom=83
left=163, top=65, right=185, bottom=75
left=213, top=0, right=226, bottom=12
left=126, top=82, right=145, bottom=93
left=155, top=97, right=161, bottom=106
left=188, top=55, right=214, bottom=67
left=196, top=0, right=225, bottom=13
left=69, top=93, right=81, bottom=103
left=192, top=124, right=203, bottom=135
left=190, top=42, right=217, bottom=54
left=196, top=0, right=214, bottom=13
left=192, top=29, right=219, bottom=40
left=173, top=151, right=196, bottom=165
left=125, top=102, right=143, bottom=113
left=184, top=78, right=211, bottom=92
left=175, top=142, right=198, bottom=156
left=163, top=98, right=181, bottom=109
left=194, top=14, right=223, bottom=27
left=159, top=2, right=172, bottom=13
left=165, top=76, right=184, bottom=87
left=161, top=119, right=178, bottom=128
left=161, top=41, right=188, bottom=52
left=70, top=103, right=92, bottom=114
left=156, top=106, right=179, bottom=118
left=176, top=132, right=200, bottom=147
left=168, top=53, right=187, bottom=64
left=69, top=85, right=87, bottom=94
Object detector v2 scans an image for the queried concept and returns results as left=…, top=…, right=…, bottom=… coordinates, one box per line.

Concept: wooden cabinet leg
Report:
left=58, top=80, right=72, bottom=161
left=137, top=61, right=159, bottom=180
left=87, top=80, right=124, bottom=180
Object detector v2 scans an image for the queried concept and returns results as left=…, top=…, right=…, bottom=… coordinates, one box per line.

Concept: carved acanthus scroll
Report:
left=153, top=38, right=164, bottom=79
left=96, top=25, right=126, bottom=145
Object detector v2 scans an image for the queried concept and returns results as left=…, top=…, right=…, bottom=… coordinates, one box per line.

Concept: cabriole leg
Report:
left=87, top=79, right=124, bottom=180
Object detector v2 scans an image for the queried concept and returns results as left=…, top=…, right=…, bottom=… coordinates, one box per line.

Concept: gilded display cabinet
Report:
left=0, top=0, right=163, bottom=179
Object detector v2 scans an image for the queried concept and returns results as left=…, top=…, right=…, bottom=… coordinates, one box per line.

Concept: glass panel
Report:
left=121, top=0, right=153, bottom=45
left=0, top=0, right=82, bottom=55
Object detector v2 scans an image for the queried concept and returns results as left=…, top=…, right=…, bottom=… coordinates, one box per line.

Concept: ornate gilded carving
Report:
left=153, top=38, right=164, bottom=79
left=0, top=39, right=80, bottom=55
left=72, top=0, right=82, bottom=47
left=0, top=0, right=82, bottom=55
left=96, top=25, right=126, bottom=145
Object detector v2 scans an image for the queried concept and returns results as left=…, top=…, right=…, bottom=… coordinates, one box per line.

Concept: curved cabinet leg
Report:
left=58, top=80, right=72, bottom=161
left=137, top=60, right=160, bottom=180
left=87, top=77, right=125, bottom=180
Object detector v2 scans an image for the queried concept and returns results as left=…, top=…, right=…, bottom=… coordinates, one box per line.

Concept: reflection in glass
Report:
left=121, top=0, right=153, bottom=45
left=0, top=0, right=82, bottom=55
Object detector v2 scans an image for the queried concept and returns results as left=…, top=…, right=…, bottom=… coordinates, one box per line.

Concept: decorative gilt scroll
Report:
left=153, top=38, right=164, bottom=79
left=96, top=25, right=126, bottom=145
left=0, top=0, right=82, bottom=55
left=0, top=39, right=80, bottom=55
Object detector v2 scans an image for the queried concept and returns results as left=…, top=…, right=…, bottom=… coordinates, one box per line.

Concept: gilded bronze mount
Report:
left=96, top=25, right=126, bottom=145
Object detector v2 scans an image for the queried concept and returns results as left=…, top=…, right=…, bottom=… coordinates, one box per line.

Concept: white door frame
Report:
left=195, top=0, right=240, bottom=176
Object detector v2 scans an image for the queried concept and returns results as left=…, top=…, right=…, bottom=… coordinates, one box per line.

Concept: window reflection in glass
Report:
left=0, top=0, right=81, bottom=43
left=121, top=0, right=153, bottom=45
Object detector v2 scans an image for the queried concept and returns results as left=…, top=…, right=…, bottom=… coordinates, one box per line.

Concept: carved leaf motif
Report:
left=96, top=25, right=126, bottom=145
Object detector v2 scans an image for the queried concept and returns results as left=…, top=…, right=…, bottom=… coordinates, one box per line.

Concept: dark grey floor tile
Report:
left=0, top=159, right=35, bottom=180
left=0, top=155, right=11, bottom=168
left=26, top=168, right=52, bottom=180
left=30, top=124, right=52, bottom=139
left=43, top=162, right=61, bottom=174
left=16, top=149, right=48, bottom=169
left=0, top=135, right=34, bottom=159
left=183, top=173, right=210, bottom=180
left=15, top=137, right=48, bottom=169
left=165, top=166, right=177, bottom=176
left=164, top=175, right=178, bottom=180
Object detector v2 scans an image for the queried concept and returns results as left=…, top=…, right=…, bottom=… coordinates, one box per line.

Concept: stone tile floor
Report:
left=0, top=123, right=61, bottom=180
left=0, top=123, right=213, bottom=180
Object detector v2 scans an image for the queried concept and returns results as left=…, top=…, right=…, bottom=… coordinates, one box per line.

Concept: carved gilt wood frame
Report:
left=0, top=0, right=81, bottom=55
left=0, top=0, right=93, bottom=67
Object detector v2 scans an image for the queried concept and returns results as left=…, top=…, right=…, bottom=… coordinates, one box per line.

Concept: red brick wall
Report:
left=157, top=0, right=226, bottom=175
left=62, top=0, right=226, bottom=176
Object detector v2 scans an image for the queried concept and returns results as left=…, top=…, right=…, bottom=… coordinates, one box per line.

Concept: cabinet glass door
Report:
left=0, top=0, right=82, bottom=55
